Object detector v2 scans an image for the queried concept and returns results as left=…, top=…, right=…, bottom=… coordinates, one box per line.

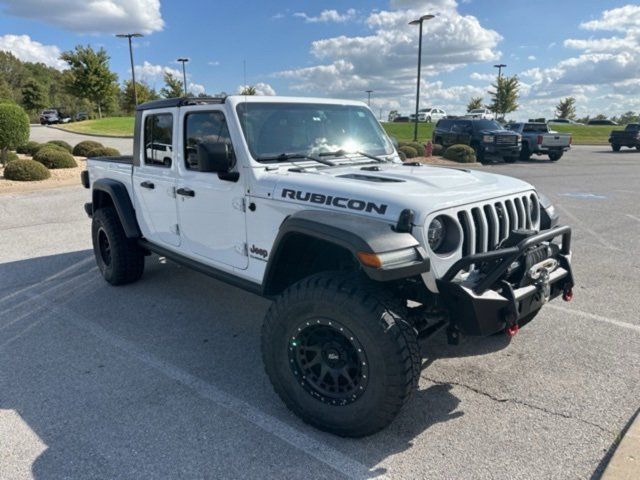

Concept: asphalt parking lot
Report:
left=1, top=145, right=639, bottom=479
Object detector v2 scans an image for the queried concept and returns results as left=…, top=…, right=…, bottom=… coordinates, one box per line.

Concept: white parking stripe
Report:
left=556, top=205, right=622, bottom=252
left=625, top=214, right=640, bottom=223
left=23, top=291, right=376, bottom=480
left=548, top=304, right=640, bottom=334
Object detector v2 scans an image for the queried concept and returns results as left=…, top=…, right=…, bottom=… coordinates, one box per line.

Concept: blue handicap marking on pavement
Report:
left=560, top=192, right=607, bottom=200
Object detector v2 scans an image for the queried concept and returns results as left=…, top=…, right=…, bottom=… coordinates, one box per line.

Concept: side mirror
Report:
left=197, top=142, right=234, bottom=173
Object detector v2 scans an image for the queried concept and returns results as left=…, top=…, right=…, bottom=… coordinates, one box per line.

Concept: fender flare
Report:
left=91, top=178, right=142, bottom=238
left=262, top=209, right=429, bottom=293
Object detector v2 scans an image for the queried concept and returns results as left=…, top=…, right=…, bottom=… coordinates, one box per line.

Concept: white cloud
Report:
left=580, top=5, right=640, bottom=32
left=135, top=61, right=181, bottom=81
left=208, top=61, right=220, bottom=66
left=294, top=9, right=356, bottom=23
left=0, top=0, right=164, bottom=34
left=470, top=72, right=495, bottom=81
left=236, top=82, right=276, bottom=96
left=527, top=55, right=536, bottom=61
left=188, top=83, right=205, bottom=95
left=0, top=34, right=66, bottom=69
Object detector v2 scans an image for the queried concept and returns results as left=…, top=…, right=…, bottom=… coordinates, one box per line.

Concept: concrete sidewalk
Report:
left=602, top=411, right=640, bottom=480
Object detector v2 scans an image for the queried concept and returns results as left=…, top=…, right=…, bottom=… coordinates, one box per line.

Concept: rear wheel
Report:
left=636, top=146, right=640, bottom=151
left=612, top=144, right=621, bottom=152
left=91, top=207, right=144, bottom=285
left=262, top=272, right=420, bottom=437
left=549, top=152, right=562, bottom=161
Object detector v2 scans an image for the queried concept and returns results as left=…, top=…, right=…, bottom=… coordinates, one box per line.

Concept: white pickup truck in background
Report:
left=506, top=122, right=572, bottom=161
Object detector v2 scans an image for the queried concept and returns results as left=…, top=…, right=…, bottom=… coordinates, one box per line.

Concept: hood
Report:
left=480, top=129, right=514, bottom=135
left=265, top=163, right=535, bottom=226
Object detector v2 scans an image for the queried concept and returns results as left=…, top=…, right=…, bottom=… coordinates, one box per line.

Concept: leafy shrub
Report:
left=3, top=159, right=51, bottom=181
left=72, top=140, right=103, bottom=156
left=432, top=144, right=444, bottom=156
left=86, top=146, right=121, bottom=157
left=33, top=147, right=78, bottom=169
left=0, top=103, right=30, bottom=164
left=407, top=142, right=426, bottom=157
left=443, top=144, right=477, bottom=163
left=33, top=142, right=67, bottom=154
left=6, top=151, right=19, bottom=162
left=398, top=145, right=418, bottom=159
left=47, top=140, right=73, bottom=153
left=16, top=141, right=41, bottom=155
left=398, top=150, right=406, bottom=161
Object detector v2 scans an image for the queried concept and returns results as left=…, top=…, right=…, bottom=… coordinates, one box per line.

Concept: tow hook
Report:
left=505, top=324, right=520, bottom=337
left=562, top=287, right=574, bottom=302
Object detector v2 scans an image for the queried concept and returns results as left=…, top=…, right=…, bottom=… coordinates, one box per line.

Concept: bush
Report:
left=3, top=159, right=51, bottom=181
left=443, top=144, right=477, bottom=163
left=6, top=151, right=19, bottom=162
left=72, top=140, right=103, bottom=156
left=16, top=141, right=41, bottom=156
left=86, top=146, right=121, bottom=157
left=33, top=147, right=78, bottom=169
left=432, top=144, right=444, bottom=156
left=0, top=103, right=30, bottom=164
left=47, top=140, right=73, bottom=153
left=407, top=142, right=426, bottom=157
left=33, top=142, right=68, bottom=154
left=398, top=150, right=406, bottom=161
left=398, top=145, right=418, bottom=159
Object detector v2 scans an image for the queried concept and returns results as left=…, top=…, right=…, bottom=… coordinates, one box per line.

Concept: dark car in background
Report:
left=39, top=108, right=71, bottom=125
left=432, top=118, right=521, bottom=163
left=75, top=112, right=89, bottom=121
left=588, top=119, right=618, bottom=126
left=608, top=124, right=640, bottom=151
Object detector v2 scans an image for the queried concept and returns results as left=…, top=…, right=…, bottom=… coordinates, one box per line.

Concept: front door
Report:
left=132, top=110, right=180, bottom=247
left=175, top=108, right=248, bottom=269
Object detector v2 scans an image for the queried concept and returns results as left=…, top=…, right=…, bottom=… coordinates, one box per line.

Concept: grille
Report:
left=457, top=194, right=539, bottom=258
left=496, top=135, right=517, bottom=145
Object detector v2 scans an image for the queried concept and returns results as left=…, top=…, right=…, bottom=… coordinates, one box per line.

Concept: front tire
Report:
left=520, top=143, right=531, bottom=160
left=262, top=273, right=420, bottom=437
left=91, top=207, right=144, bottom=285
left=612, top=144, right=621, bottom=152
left=503, top=156, right=518, bottom=163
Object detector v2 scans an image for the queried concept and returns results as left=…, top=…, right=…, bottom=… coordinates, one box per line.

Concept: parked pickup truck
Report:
left=433, top=118, right=521, bottom=163
left=506, top=122, right=572, bottom=161
left=609, top=124, right=640, bottom=152
left=81, top=96, right=574, bottom=437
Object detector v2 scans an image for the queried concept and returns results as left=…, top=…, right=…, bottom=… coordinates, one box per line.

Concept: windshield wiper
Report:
left=319, top=149, right=388, bottom=163
left=258, top=153, right=336, bottom=167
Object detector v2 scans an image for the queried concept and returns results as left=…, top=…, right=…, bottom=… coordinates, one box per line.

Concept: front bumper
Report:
left=482, top=143, right=520, bottom=157
left=436, top=226, right=573, bottom=336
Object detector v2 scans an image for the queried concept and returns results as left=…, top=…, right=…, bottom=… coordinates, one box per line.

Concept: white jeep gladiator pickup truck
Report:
left=81, top=96, right=574, bottom=437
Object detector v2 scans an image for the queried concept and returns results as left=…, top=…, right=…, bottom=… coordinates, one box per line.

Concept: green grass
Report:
left=55, top=117, right=134, bottom=137
left=382, top=122, right=435, bottom=143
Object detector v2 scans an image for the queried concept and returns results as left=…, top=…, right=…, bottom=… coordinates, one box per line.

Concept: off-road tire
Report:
left=261, top=272, right=421, bottom=437
left=549, top=152, right=562, bottom=161
left=91, top=207, right=144, bottom=285
left=612, top=144, right=621, bottom=152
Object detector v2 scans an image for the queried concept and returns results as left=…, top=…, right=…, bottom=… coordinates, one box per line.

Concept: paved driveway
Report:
left=1, top=145, right=639, bottom=479
left=29, top=125, right=133, bottom=155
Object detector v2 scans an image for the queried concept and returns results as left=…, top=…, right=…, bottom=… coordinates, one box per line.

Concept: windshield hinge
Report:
left=235, top=242, right=248, bottom=257
left=232, top=197, right=246, bottom=212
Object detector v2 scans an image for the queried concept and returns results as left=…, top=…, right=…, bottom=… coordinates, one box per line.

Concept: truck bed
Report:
left=87, top=156, right=134, bottom=198
left=540, top=132, right=571, bottom=148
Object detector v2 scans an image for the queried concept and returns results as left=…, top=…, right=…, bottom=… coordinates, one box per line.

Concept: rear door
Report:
left=175, top=107, right=248, bottom=270
left=132, top=110, right=181, bottom=247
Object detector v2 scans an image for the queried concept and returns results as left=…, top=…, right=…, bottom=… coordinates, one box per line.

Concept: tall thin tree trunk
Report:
left=1, top=147, right=8, bottom=166
left=97, top=103, right=102, bottom=119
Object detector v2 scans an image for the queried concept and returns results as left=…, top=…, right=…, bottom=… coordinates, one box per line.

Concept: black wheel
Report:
left=549, top=152, right=562, bottom=161
left=520, top=143, right=531, bottom=160
left=262, top=273, right=420, bottom=437
left=503, top=156, right=518, bottom=163
left=473, top=144, right=486, bottom=164
left=91, top=207, right=144, bottom=285
left=636, top=146, right=640, bottom=151
left=612, top=144, right=621, bottom=152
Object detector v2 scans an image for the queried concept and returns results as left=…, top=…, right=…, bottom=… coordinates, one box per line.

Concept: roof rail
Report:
left=136, top=96, right=227, bottom=111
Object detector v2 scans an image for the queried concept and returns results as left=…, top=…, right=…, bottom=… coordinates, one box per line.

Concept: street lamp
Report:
left=365, top=90, right=373, bottom=107
left=409, top=14, right=435, bottom=142
left=177, top=58, right=189, bottom=96
left=493, top=64, right=507, bottom=119
left=115, top=33, right=143, bottom=105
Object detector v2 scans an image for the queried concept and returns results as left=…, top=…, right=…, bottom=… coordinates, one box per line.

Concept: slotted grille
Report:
left=496, top=135, right=517, bottom=145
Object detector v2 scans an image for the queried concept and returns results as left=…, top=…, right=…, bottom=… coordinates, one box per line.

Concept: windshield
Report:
left=236, top=102, right=394, bottom=162
left=473, top=119, right=503, bottom=131
left=470, top=109, right=485, bottom=113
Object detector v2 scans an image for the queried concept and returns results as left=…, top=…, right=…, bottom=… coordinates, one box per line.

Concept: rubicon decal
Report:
left=281, top=189, right=388, bottom=215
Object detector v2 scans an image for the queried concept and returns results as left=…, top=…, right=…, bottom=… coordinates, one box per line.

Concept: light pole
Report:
left=409, top=14, right=435, bottom=142
left=365, top=90, right=373, bottom=107
left=177, top=58, right=189, bottom=96
left=493, top=64, right=507, bottom=119
left=115, top=33, right=143, bottom=105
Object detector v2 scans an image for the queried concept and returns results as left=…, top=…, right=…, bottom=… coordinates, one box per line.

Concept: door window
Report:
left=184, top=111, right=233, bottom=170
left=144, top=114, right=173, bottom=167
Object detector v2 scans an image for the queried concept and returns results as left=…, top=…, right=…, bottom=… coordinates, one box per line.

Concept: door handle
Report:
left=140, top=181, right=155, bottom=189
left=176, top=187, right=195, bottom=197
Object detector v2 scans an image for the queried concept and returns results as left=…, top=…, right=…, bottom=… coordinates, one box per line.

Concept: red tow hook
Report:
left=506, top=324, right=520, bottom=337
left=562, top=288, right=574, bottom=302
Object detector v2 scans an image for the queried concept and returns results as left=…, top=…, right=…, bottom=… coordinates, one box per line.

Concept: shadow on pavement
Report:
left=1, top=250, right=469, bottom=479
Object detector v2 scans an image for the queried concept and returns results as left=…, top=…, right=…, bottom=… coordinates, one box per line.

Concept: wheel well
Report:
left=264, top=233, right=359, bottom=296
left=93, top=189, right=115, bottom=211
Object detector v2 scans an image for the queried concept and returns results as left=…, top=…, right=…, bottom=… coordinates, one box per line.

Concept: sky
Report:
left=0, top=0, right=639, bottom=120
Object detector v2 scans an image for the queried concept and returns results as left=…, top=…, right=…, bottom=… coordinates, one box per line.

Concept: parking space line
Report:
left=625, top=214, right=640, bottom=223
left=548, top=304, right=640, bottom=334
left=22, top=291, right=375, bottom=480
left=556, top=205, right=622, bottom=252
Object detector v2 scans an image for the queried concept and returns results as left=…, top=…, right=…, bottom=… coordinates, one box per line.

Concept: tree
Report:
left=0, top=77, right=13, bottom=103
left=466, top=97, right=484, bottom=112
left=487, top=75, right=520, bottom=119
left=0, top=103, right=29, bottom=165
left=615, top=111, right=637, bottom=125
left=160, top=72, right=184, bottom=98
left=120, top=80, right=159, bottom=113
left=21, top=78, right=48, bottom=113
left=388, top=110, right=399, bottom=122
left=555, top=97, right=576, bottom=120
left=60, top=45, right=118, bottom=118
left=239, top=85, right=257, bottom=96
left=593, top=113, right=608, bottom=120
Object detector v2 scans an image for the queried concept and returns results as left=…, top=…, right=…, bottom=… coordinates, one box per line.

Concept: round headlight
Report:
left=428, top=217, right=446, bottom=251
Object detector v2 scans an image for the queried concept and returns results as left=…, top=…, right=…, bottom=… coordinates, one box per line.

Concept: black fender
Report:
left=91, top=178, right=142, bottom=238
left=262, top=209, right=429, bottom=293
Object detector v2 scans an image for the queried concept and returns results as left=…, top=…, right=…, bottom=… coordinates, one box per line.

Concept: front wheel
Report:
left=612, top=144, right=621, bottom=152
left=520, top=143, right=531, bottom=160
left=262, top=273, right=420, bottom=437
left=636, top=146, right=640, bottom=151
left=503, top=156, right=518, bottom=163
left=549, top=152, right=562, bottom=161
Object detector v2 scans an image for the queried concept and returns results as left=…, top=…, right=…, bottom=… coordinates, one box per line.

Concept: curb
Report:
left=48, top=125, right=133, bottom=139
left=602, top=409, right=640, bottom=480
